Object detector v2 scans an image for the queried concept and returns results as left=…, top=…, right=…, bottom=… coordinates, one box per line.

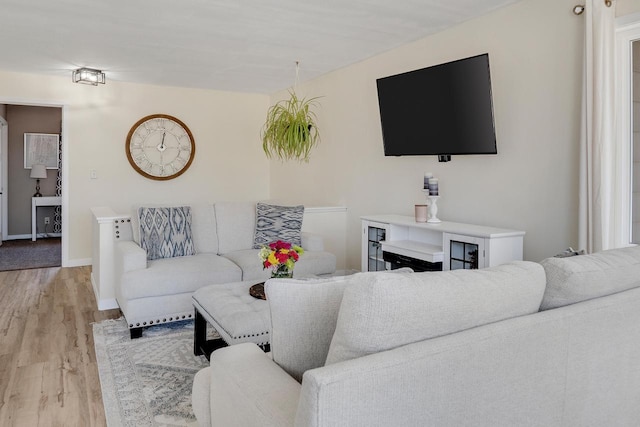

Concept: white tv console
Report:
left=361, top=215, right=525, bottom=272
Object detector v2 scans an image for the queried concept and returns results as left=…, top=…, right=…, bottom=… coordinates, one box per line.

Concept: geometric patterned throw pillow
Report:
left=253, top=203, right=304, bottom=249
left=138, top=206, right=196, bottom=260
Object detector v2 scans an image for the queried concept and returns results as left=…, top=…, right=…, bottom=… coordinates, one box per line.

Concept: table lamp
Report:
left=30, top=164, right=47, bottom=197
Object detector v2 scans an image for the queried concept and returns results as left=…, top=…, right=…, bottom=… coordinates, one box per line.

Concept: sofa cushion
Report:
left=215, top=202, right=256, bottom=254
left=120, top=253, right=242, bottom=300
left=265, top=268, right=412, bottom=382
left=223, top=249, right=273, bottom=281
left=131, top=203, right=218, bottom=254
left=253, top=203, right=304, bottom=249
left=266, top=276, right=353, bottom=382
left=222, top=249, right=338, bottom=281
left=540, top=245, right=640, bottom=310
left=291, top=251, right=337, bottom=278
left=324, top=261, right=546, bottom=365
left=138, top=206, right=196, bottom=260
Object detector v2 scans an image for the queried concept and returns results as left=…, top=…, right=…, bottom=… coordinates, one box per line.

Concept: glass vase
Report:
left=271, top=264, right=293, bottom=279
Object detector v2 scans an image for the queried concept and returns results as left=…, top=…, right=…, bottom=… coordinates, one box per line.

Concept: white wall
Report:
left=633, top=41, right=640, bottom=243
left=0, top=70, right=270, bottom=264
left=616, top=0, right=640, bottom=17
left=4, top=0, right=640, bottom=267
left=269, top=0, right=584, bottom=267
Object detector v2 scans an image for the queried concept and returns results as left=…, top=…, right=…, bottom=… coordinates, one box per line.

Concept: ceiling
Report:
left=0, top=0, right=519, bottom=94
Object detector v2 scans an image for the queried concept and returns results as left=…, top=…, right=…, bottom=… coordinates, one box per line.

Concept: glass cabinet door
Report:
left=449, top=240, right=479, bottom=270
left=361, top=222, right=390, bottom=272
left=367, top=226, right=387, bottom=271
left=443, top=233, right=485, bottom=271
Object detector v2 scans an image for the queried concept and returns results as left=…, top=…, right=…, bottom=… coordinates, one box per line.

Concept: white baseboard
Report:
left=91, top=272, right=120, bottom=311
left=5, top=234, right=32, bottom=240
left=65, top=257, right=91, bottom=267
left=97, top=298, right=119, bottom=311
left=41, top=232, right=62, bottom=238
left=3, top=233, right=62, bottom=240
left=4, top=233, right=62, bottom=240
left=90, top=271, right=100, bottom=303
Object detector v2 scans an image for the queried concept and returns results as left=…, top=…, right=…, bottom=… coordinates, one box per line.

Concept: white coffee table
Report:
left=192, top=271, right=358, bottom=359
left=192, top=279, right=270, bottom=359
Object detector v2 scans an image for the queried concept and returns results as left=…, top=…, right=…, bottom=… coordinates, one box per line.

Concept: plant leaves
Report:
left=262, top=90, right=321, bottom=162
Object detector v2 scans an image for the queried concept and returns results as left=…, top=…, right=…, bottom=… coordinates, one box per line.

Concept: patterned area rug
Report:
left=93, top=318, right=215, bottom=427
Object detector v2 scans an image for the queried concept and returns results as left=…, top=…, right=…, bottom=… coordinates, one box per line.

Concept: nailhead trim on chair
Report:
left=232, top=330, right=269, bottom=343
left=127, top=312, right=194, bottom=329
left=114, top=217, right=131, bottom=239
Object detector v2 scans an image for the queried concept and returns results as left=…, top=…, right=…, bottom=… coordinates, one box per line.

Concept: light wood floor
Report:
left=0, top=266, right=120, bottom=427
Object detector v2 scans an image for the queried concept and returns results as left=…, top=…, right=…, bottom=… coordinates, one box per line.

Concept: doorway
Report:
left=0, top=103, right=63, bottom=270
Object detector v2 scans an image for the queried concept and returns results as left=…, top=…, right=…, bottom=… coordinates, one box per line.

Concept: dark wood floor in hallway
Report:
left=0, top=266, right=121, bottom=426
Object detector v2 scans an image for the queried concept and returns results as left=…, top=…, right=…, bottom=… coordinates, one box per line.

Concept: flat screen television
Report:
left=376, top=53, right=497, bottom=158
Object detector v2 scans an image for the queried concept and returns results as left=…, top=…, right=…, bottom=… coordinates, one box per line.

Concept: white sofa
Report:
left=114, top=202, right=336, bottom=338
left=193, top=245, right=640, bottom=426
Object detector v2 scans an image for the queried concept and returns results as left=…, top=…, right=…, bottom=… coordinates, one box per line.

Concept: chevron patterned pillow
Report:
left=253, top=203, right=304, bottom=249
left=138, top=206, right=196, bottom=260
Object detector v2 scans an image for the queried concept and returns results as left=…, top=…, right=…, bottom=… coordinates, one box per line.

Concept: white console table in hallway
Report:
left=32, top=196, right=61, bottom=241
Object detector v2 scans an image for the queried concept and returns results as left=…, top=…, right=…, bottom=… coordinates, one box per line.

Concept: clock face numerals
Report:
left=126, top=114, right=195, bottom=180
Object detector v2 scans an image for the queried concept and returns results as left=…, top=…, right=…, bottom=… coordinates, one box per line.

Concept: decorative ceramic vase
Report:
left=271, top=264, right=293, bottom=279
left=414, top=204, right=428, bottom=222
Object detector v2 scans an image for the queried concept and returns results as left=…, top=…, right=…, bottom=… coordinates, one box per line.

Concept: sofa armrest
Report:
left=301, top=232, right=324, bottom=251
left=192, top=367, right=212, bottom=427
left=115, top=240, right=147, bottom=275
left=207, top=343, right=300, bottom=427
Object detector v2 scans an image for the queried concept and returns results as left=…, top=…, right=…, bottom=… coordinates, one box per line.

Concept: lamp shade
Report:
left=30, top=164, right=47, bottom=179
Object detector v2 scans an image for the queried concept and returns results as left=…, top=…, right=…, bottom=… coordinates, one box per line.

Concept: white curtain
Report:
left=578, top=0, right=626, bottom=253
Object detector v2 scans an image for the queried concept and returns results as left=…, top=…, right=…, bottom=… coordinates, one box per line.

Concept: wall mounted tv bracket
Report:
left=438, top=155, right=451, bottom=162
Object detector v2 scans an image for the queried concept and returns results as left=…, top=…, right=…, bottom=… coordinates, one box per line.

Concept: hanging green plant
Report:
left=262, top=90, right=320, bottom=162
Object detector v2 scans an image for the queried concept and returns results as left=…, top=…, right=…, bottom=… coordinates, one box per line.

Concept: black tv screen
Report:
left=376, top=53, right=497, bottom=157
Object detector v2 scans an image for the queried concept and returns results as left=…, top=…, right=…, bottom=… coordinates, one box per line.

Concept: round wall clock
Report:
left=125, top=114, right=195, bottom=180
